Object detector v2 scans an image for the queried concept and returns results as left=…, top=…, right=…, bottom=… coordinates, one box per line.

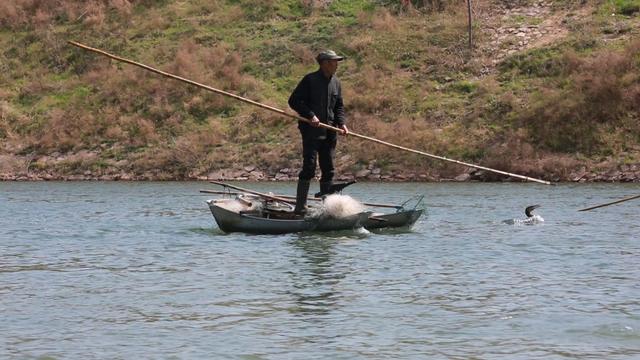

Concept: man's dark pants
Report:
left=298, top=135, right=336, bottom=182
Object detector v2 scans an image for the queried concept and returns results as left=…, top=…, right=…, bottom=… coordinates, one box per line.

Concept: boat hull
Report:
left=208, top=201, right=372, bottom=234
left=314, top=212, right=372, bottom=232
left=209, top=203, right=316, bottom=234
left=364, top=209, right=423, bottom=230
left=206, top=196, right=424, bottom=235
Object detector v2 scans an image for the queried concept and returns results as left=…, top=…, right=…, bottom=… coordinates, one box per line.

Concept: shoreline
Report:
left=2, top=167, right=640, bottom=183
left=3, top=153, right=640, bottom=183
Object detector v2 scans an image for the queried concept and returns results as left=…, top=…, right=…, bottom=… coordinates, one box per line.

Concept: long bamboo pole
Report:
left=578, top=193, right=640, bottom=212
left=68, top=40, right=551, bottom=185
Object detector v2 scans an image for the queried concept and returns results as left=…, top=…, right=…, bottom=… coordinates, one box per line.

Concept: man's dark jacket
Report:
left=288, top=69, right=345, bottom=140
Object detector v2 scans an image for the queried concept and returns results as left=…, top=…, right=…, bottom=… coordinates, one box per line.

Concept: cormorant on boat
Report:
left=314, top=181, right=357, bottom=198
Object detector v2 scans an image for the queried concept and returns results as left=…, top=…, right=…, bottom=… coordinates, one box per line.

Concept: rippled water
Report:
left=1, top=181, right=639, bottom=359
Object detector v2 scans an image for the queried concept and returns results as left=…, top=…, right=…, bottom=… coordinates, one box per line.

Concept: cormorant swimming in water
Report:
left=525, top=204, right=541, bottom=218
left=503, top=205, right=544, bottom=225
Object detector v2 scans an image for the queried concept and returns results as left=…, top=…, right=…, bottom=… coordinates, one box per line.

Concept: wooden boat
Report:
left=202, top=183, right=424, bottom=235
left=207, top=195, right=371, bottom=235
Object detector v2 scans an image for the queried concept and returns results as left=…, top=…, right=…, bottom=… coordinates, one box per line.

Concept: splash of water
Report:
left=355, top=227, right=371, bottom=235
left=503, top=214, right=544, bottom=225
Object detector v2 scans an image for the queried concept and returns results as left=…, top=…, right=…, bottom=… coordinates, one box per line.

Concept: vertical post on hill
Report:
left=467, top=0, right=473, bottom=50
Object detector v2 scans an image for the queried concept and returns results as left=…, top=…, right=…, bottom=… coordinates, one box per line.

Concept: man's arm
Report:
left=333, top=95, right=345, bottom=126
left=334, top=83, right=348, bottom=134
left=288, top=75, right=315, bottom=120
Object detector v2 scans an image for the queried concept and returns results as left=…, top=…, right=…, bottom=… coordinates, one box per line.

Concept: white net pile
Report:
left=315, top=194, right=366, bottom=218
left=216, top=195, right=263, bottom=213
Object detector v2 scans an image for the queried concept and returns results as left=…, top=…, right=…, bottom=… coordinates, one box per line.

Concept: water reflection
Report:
left=286, top=236, right=346, bottom=317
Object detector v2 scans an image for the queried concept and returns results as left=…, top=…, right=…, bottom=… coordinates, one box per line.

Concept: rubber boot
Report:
left=294, top=179, right=311, bottom=215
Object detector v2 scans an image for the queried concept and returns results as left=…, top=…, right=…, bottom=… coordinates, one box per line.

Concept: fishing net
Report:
left=317, top=194, right=366, bottom=218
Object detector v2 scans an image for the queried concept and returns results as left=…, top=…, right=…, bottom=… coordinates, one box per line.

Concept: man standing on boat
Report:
left=288, top=50, right=349, bottom=215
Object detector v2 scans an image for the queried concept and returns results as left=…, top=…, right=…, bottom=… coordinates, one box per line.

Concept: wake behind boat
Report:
left=201, top=182, right=424, bottom=235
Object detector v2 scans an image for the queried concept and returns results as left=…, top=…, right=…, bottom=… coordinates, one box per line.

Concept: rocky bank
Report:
left=2, top=152, right=639, bottom=182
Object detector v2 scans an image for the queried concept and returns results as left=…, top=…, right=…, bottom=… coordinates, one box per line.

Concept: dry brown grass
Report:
left=3, top=0, right=637, bottom=180
left=347, top=65, right=419, bottom=116
left=396, top=0, right=467, bottom=13
left=521, top=40, right=640, bottom=154
left=371, top=8, right=398, bottom=32
left=110, top=0, right=132, bottom=17
left=36, top=109, right=99, bottom=152
left=82, top=1, right=106, bottom=28
left=291, top=44, right=315, bottom=66
left=342, top=111, right=441, bottom=169
left=0, top=0, right=133, bottom=29
left=131, top=121, right=227, bottom=177
left=80, top=44, right=260, bottom=145
left=121, top=116, right=160, bottom=147
left=0, top=102, right=21, bottom=141
left=138, top=8, right=170, bottom=31
left=346, top=34, right=374, bottom=53
left=168, top=41, right=258, bottom=95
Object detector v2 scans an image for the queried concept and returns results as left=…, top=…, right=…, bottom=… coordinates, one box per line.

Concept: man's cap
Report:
left=316, top=50, right=345, bottom=62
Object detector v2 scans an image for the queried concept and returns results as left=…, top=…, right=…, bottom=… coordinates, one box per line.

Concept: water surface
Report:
left=1, top=181, right=639, bottom=359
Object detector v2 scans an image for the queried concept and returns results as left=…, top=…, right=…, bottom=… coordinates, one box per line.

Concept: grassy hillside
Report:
left=1, top=0, right=639, bottom=181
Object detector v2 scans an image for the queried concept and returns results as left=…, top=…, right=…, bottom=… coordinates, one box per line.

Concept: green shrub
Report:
left=500, top=47, right=565, bottom=78
left=615, top=0, right=640, bottom=15
left=450, top=80, right=477, bottom=94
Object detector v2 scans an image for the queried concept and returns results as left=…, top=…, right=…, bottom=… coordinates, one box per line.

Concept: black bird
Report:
left=503, top=204, right=544, bottom=225
left=525, top=204, right=541, bottom=218
left=314, top=181, right=357, bottom=198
